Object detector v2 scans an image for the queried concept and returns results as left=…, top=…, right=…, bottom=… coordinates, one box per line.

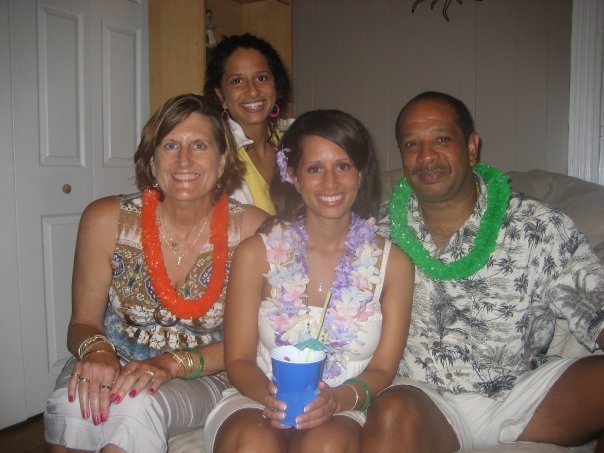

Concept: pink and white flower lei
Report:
left=264, top=215, right=382, bottom=379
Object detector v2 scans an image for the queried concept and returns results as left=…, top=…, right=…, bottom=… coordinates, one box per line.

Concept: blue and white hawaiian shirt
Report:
left=379, top=173, right=604, bottom=401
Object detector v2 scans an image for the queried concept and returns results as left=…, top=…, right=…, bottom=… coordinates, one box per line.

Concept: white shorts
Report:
left=390, top=358, right=597, bottom=452
left=204, top=388, right=366, bottom=453
left=45, top=358, right=228, bottom=453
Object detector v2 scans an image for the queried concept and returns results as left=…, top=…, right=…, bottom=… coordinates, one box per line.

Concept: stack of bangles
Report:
left=343, top=377, right=372, bottom=412
left=167, top=348, right=204, bottom=380
left=77, top=334, right=117, bottom=359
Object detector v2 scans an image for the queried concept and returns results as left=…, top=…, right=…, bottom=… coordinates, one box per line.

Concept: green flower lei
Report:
left=389, top=163, right=511, bottom=280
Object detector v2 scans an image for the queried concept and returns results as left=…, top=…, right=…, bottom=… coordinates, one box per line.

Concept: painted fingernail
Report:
left=101, top=414, right=108, bottom=423
left=82, top=410, right=89, bottom=419
left=109, top=393, right=116, bottom=402
left=93, top=416, right=100, bottom=425
left=148, top=387, right=155, bottom=394
left=129, top=389, right=137, bottom=397
left=68, top=394, right=75, bottom=403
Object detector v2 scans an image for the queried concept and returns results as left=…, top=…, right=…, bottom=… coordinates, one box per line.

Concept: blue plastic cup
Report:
left=270, top=345, right=326, bottom=428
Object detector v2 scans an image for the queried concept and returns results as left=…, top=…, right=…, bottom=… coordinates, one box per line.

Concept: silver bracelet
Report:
left=343, top=383, right=359, bottom=411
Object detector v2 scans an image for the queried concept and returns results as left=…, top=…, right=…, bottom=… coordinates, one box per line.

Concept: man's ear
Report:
left=467, top=132, right=480, bottom=166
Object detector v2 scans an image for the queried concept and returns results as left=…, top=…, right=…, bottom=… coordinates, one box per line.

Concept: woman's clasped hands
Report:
left=67, top=349, right=179, bottom=425
left=262, top=381, right=340, bottom=430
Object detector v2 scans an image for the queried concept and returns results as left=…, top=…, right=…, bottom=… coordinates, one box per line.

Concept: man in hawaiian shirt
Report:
left=364, top=91, right=604, bottom=452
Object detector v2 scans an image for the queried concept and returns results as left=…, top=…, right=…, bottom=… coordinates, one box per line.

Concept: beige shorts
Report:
left=204, top=387, right=366, bottom=452
left=390, top=358, right=596, bottom=451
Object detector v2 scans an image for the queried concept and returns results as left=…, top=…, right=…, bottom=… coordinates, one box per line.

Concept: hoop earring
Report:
left=269, top=104, right=280, bottom=118
left=222, top=108, right=230, bottom=122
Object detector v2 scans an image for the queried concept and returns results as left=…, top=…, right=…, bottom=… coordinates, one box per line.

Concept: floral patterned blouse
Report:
left=378, top=173, right=604, bottom=400
left=104, top=193, right=244, bottom=361
left=256, top=220, right=392, bottom=387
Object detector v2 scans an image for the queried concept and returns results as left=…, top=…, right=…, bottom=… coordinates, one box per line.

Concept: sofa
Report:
left=169, top=169, right=604, bottom=453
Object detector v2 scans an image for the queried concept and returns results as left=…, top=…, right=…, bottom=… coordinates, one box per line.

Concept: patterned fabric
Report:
left=256, top=221, right=391, bottom=386
left=105, top=193, right=245, bottom=361
left=379, top=172, right=604, bottom=401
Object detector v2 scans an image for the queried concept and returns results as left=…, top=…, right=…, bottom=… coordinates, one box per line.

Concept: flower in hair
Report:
left=276, top=147, right=294, bottom=184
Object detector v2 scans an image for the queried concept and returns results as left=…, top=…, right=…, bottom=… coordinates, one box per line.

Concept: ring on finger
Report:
left=78, top=377, right=89, bottom=383
left=71, top=372, right=80, bottom=379
left=144, top=369, right=155, bottom=378
left=100, top=384, right=112, bottom=390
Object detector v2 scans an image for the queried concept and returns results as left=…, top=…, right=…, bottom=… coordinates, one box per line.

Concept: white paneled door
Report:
left=2, top=0, right=147, bottom=428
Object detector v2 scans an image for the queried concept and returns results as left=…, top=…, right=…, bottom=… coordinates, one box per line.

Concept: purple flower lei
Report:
left=264, top=215, right=382, bottom=379
left=276, top=147, right=294, bottom=184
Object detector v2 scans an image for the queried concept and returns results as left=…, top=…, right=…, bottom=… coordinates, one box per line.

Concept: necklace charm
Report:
left=159, top=210, right=208, bottom=266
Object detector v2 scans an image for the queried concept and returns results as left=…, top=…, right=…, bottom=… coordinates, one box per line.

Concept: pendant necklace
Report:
left=158, top=210, right=208, bottom=266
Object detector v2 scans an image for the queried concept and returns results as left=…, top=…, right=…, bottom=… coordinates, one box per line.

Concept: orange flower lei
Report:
left=141, top=189, right=229, bottom=319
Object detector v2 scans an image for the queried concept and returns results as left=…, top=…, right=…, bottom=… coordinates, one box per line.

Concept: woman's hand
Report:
left=262, top=381, right=288, bottom=428
left=109, top=353, right=179, bottom=404
left=68, top=351, right=120, bottom=426
left=293, top=382, right=338, bottom=429
left=262, top=381, right=338, bottom=430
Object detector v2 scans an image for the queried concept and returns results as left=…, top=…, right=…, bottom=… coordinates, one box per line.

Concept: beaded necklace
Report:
left=389, top=164, right=511, bottom=280
left=141, top=189, right=229, bottom=319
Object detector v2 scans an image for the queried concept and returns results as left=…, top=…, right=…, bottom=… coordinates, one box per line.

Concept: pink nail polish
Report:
left=101, top=414, right=108, bottom=423
left=82, top=410, right=89, bottom=419
left=109, top=393, right=116, bottom=402
left=68, top=394, right=75, bottom=403
left=148, top=387, right=155, bottom=394
left=93, top=416, right=100, bottom=425
left=129, top=389, right=137, bottom=397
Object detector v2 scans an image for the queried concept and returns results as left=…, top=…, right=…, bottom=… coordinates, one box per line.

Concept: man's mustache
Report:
left=411, top=166, right=450, bottom=176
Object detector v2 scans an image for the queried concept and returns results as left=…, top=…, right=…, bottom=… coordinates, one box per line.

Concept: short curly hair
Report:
left=134, top=93, right=243, bottom=202
left=203, top=33, right=291, bottom=140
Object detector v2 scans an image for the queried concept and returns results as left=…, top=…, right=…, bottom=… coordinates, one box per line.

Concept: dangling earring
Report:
left=215, top=178, right=223, bottom=190
left=222, top=108, right=230, bottom=122
left=269, top=104, right=280, bottom=118
left=152, top=180, right=159, bottom=189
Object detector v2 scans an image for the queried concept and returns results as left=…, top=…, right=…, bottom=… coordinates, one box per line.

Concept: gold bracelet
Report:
left=80, top=349, right=115, bottom=359
left=167, top=350, right=194, bottom=378
left=167, top=351, right=186, bottom=376
left=77, top=335, right=116, bottom=359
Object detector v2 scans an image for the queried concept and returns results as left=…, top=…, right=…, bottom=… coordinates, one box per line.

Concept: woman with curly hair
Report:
left=204, top=33, right=293, bottom=215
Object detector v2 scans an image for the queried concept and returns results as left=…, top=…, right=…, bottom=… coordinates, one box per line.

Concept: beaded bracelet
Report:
left=184, top=348, right=204, bottom=380
left=343, top=383, right=360, bottom=411
left=344, top=377, right=372, bottom=412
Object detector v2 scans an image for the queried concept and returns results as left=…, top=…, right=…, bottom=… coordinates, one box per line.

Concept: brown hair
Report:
left=134, top=93, right=243, bottom=202
left=271, top=109, right=381, bottom=222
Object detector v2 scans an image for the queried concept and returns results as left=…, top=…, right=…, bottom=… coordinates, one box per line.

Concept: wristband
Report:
left=343, top=383, right=360, bottom=411
left=184, top=348, right=204, bottom=380
left=344, top=378, right=371, bottom=411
